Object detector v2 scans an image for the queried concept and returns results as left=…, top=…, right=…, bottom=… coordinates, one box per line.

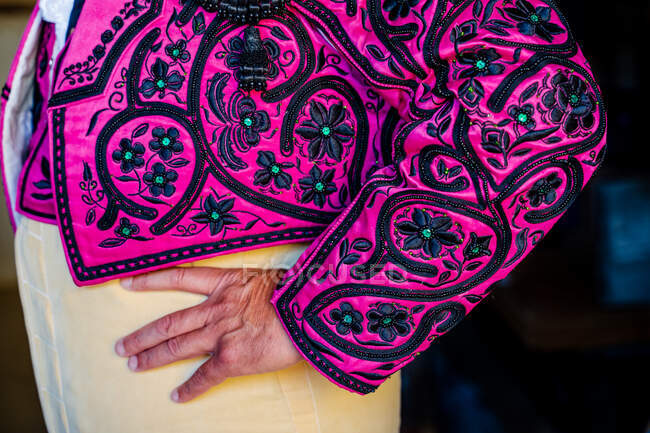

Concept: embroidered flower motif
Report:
left=234, top=96, right=270, bottom=148
left=115, top=217, right=140, bottom=239
left=367, top=303, right=410, bottom=342
left=191, top=196, right=240, bottom=236
left=295, top=101, right=354, bottom=162
left=298, top=166, right=337, bottom=208
left=330, top=302, right=363, bottom=336
left=165, top=40, right=191, bottom=63
left=382, top=0, right=420, bottom=21
left=396, top=209, right=462, bottom=258
left=542, top=72, right=596, bottom=134
left=504, top=0, right=564, bottom=43
left=225, top=26, right=280, bottom=91
left=99, top=217, right=151, bottom=248
left=139, top=58, right=184, bottom=99
left=149, top=127, right=183, bottom=161
left=463, top=232, right=492, bottom=260
left=112, top=138, right=145, bottom=173
left=253, top=151, right=293, bottom=190
left=143, top=162, right=178, bottom=197
left=508, top=103, right=536, bottom=130
left=458, top=48, right=505, bottom=79
left=527, top=173, right=562, bottom=207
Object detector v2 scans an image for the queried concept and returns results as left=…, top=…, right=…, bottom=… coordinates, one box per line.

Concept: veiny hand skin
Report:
left=115, top=267, right=302, bottom=403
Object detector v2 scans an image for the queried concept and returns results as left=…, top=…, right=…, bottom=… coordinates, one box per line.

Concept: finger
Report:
left=172, top=356, right=226, bottom=403
left=121, top=267, right=250, bottom=295
left=127, top=326, right=216, bottom=371
left=116, top=306, right=210, bottom=357
left=120, top=267, right=214, bottom=295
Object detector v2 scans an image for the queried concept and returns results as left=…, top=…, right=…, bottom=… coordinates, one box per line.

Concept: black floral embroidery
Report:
left=367, top=303, right=410, bottom=342
left=330, top=302, right=363, bottom=336
left=59, top=0, right=150, bottom=88
left=526, top=173, right=562, bottom=207
left=542, top=72, right=596, bottom=135
left=504, top=0, right=564, bottom=43
left=99, top=217, right=151, bottom=248
left=463, top=232, right=492, bottom=260
left=295, top=101, right=354, bottom=162
left=225, top=26, right=280, bottom=91
left=234, top=96, right=270, bottom=147
left=139, top=58, right=184, bottom=99
left=298, top=166, right=337, bottom=208
left=396, top=209, right=462, bottom=258
left=382, top=0, right=421, bottom=21
left=115, top=217, right=141, bottom=239
left=254, top=151, right=293, bottom=190
left=149, top=127, right=183, bottom=161
left=165, top=40, right=191, bottom=64
left=143, top=162, right=178, bottom=197
left=205, top=74, right=273, bottom=170
left=458, top=48, right=505, bottom=79
left=112, top=138, right=145, bottom=173
left=190, top=196, right=240, bottom=236
left=508, top=103, right=536, bottom=130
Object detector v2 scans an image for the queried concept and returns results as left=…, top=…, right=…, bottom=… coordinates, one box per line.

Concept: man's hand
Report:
left=114, top=267, right=302, bottom=403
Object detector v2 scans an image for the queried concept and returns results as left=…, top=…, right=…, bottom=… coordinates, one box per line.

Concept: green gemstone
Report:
left=475, top=60, right=487, bottom=70
left=342, top=315, right=353, bottom=325
left=121, top=227, right=131, bottom=236
left=123, top=151, right=133, bottom=160
left=517, top=113, right=529, bottom=123
left=156, top=79, right=166, bottom=88
left=155, top=175, right=164, bottom=184
left=161, top=137, right=171, bottom=146
left=530, top=14, right=539, bottom=22
left=472, top=246, right=479, bottom=254
left=570, top=94, right=579, bottom=104
left=243, top=117, right=253, bottom=127
left=172, top=48, right=180, bottom=56
left=210, top=211, right=220, bottom=220
left=321, top=126, right=331, bottom=136
left=270, top=165, right=281, bottom=175
left=382, top=317, right=392, bottom=325
left=421, top=228, right=432, bottom=239
left=314, top=182, right=324, bottom=192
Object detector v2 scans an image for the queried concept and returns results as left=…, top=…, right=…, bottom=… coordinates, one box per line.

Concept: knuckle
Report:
left=218, top=347, right=238, bottom=365
left=172, top=267, right=187, bottom=288
left=166, top=337, right=183, bottom=358
left=155, top=314, right=174, bottom=336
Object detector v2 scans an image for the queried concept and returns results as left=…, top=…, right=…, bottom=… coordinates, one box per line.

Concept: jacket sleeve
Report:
left=271, top=0, right=606, bottom=394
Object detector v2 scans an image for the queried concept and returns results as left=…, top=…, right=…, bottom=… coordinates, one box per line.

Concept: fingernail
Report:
left=120, top=278, right=133, bottom=290
left=171, top=389, right=180, bottom=402
left=128, top=356, right=138, bottom=371
left=115, top=338, right=126, bottom=356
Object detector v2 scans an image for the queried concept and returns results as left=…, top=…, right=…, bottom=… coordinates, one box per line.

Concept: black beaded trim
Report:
left=197, top=0, right=290, bottom=24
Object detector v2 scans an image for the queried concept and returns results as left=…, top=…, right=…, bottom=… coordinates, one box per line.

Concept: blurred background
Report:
left=0, top=1, right=648, bottom=432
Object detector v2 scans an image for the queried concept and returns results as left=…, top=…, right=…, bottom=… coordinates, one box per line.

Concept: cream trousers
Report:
left=15, top=217, right=401, bottom=433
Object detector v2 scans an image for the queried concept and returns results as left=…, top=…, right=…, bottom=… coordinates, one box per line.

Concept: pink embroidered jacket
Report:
left=1, top=0, right=606, bottom=394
